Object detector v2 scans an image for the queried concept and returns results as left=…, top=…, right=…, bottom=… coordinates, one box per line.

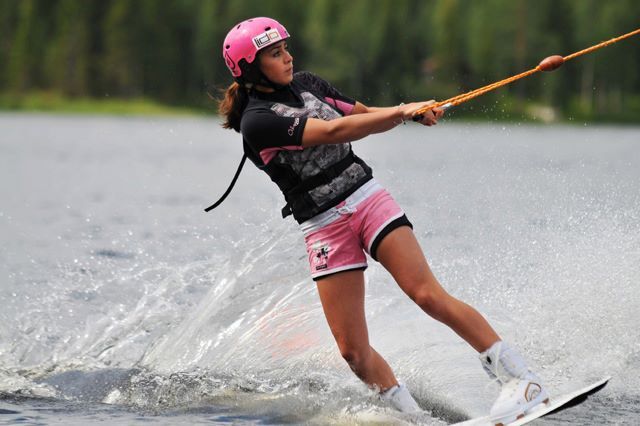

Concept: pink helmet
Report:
left=223, top=17, right=290, bottom=81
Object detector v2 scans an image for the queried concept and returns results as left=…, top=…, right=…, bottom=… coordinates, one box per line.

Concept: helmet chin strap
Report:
left=242, top=73, right=288, bottom=91
left=237, top=59, right=289, bottom=91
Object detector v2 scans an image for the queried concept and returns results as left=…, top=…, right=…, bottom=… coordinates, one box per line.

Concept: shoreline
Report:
left=1, top=92, right=639, bottom=124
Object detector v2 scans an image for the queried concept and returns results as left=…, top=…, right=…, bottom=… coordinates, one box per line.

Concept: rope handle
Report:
left=412, top=28, right=640, bottom=118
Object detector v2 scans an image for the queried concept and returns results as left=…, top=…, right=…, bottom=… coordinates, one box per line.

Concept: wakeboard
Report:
left=453, top=376, right=610, bottom=426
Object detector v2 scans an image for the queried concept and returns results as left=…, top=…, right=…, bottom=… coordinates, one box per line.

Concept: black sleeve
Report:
left=295, top=71, right=356, bottom=107
left=241, top=107, right=308, bottom=152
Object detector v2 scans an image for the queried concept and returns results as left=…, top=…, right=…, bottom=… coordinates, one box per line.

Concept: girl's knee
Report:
left=411, top=285, right=449, bottom=320
left=338, top=344, right=372, bottom=371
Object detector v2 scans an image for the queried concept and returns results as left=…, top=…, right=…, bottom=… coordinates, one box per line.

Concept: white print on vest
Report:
left=287, top=117, right=300, bottom=136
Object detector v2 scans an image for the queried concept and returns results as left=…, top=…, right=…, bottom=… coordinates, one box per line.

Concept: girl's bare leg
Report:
left=316, top=269, right=397, bottom=390
left=375, top=226, right=500, bottom=352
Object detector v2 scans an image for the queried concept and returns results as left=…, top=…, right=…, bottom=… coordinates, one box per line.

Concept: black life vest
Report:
left=205, top=144, right=371, bottom=222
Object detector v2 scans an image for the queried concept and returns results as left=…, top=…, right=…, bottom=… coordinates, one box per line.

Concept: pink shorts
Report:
left=301, top=180, right=412, bottom=280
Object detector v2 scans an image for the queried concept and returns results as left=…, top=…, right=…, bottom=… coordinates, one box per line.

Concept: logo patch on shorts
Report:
left=312, top=242, right=331, bottom=271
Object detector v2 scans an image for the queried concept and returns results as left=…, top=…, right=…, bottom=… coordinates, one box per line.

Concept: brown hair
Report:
left=219, top=82, right=249, bottom=133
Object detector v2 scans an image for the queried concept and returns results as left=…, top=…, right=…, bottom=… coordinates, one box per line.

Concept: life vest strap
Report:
left=204, top=153, right=248, bottom=212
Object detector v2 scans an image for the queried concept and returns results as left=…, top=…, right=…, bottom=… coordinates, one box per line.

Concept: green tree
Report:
left=44, top=0, right=92, bottom=96
left=135, top=0, right=192, bottom=103
left=6, top=0, right=55, bottom=92
left=191, top=0, right=226, bottom=104
left=102, top=0, right=143, bottom=97
left=570, top=0, right=640, bottom=117
left=431, top=0, right=470, bottom=99
left=0, top=1, right=21, bottom=91
left=1, top=0, right=639, bottom=120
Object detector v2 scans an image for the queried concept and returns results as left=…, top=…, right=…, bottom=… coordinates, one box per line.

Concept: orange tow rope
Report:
left=413, top=28, right=640, bottom=117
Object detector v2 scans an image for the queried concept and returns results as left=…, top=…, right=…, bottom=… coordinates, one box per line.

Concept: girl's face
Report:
left=258, top=41, right=293, bottom=87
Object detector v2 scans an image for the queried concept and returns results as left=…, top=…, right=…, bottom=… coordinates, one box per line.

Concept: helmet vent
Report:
left=265, top=26, right=271, bottom=31
left=236, top=24, right=241, bottom=29
left=225, top=44, right=230, bottom=49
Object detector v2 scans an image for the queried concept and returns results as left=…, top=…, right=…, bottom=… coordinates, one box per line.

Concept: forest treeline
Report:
left=1, top=0, right=639, bottom=120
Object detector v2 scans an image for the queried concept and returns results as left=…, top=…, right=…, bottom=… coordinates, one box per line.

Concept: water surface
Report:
left=1, top=114, right=639, bottom=425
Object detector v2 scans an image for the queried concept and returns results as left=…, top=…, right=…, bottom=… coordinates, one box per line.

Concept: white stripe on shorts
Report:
left=311, top=262, right=369, bottom=279
left=300, top=179, right=383, bottom=235
left=366, top=211, right=405, bottom=254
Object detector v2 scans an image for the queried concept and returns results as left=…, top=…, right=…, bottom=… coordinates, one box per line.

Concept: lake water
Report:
left=1, top=113, right=638, bottom=425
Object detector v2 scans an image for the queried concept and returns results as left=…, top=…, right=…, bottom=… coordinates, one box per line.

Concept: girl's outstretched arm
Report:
left=301, top=101, right=444, bottom=147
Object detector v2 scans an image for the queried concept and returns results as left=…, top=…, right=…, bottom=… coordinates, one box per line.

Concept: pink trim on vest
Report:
left=260, top=145, right=304, bottom=165
left=325, top=97, right=355, bottom=116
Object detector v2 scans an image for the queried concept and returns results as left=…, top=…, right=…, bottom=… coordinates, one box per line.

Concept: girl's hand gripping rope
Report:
left=398, top=100, right=445, bottom=126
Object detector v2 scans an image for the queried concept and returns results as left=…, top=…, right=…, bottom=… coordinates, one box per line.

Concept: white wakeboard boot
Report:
left=381, top=383, right=422, bottom=413
left=480, top=341, right=550, bottom=425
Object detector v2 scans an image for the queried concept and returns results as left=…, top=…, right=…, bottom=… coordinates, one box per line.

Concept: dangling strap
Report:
left=204, top=154, right=247, bottom=212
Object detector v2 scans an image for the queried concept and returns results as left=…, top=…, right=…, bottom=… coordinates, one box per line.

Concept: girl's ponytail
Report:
left=219, top=82, right=248, bottom=133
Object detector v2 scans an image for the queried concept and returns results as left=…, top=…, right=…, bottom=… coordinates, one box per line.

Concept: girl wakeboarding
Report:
left=211, top=17, right=549, bottom=425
